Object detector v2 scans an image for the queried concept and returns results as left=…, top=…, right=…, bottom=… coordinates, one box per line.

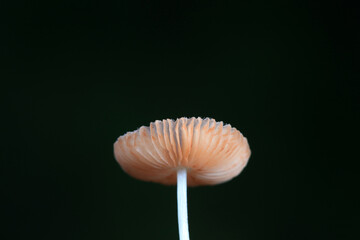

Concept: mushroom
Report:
left=114, top=117, right=251, bottom=240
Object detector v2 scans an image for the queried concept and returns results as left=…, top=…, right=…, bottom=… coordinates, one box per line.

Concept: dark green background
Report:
left=1, top=1, right=358, bottom=240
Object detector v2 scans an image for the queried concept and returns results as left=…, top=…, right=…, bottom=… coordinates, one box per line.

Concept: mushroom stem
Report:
left=177, top=168, right=190, bottom=240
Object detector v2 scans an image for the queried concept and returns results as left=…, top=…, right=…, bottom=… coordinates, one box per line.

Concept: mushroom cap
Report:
left=114, top=117, right=251, bottom=186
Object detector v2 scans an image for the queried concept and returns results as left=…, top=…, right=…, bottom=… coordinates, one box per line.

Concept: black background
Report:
left=1, top=1, right=359, bottom=240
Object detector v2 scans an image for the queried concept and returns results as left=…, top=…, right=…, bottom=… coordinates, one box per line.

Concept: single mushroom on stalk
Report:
left=114, top=117, right=251, bottom=240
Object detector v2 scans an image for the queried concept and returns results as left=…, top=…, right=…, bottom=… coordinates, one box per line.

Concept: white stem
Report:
left=177, top=168, right=190, bottom=240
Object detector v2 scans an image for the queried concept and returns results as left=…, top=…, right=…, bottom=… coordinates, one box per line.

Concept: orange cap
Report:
left=114, top=117, right=251, bottom=186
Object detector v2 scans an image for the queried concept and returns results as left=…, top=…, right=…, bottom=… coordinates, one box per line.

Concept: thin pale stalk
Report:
left=177, top=168, right=190, bottom=240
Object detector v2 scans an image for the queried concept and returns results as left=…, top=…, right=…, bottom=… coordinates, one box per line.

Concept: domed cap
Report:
left=114, top=117, right=251, bottom=186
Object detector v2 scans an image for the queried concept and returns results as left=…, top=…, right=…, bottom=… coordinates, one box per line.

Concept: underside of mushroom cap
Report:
left=114, top=117, right=251, bottom=186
